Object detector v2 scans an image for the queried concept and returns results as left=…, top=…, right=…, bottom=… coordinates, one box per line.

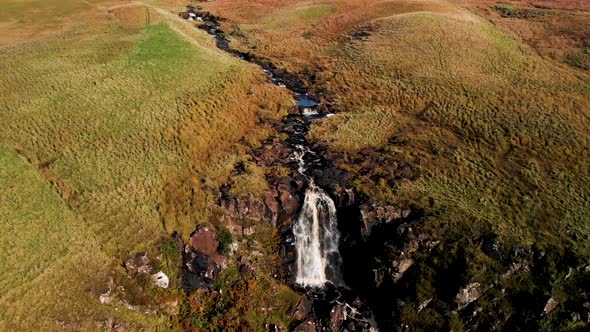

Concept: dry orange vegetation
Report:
left=199, top=0, right=589, bottom=328
left=201, top=0, right=589, bottom=246
left=1, top=0, right=589, bottom=330
left=455, top=0, right=590, bottom=68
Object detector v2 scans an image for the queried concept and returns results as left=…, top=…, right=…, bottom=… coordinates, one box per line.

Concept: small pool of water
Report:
left=296, top=94, right=318, bottom=108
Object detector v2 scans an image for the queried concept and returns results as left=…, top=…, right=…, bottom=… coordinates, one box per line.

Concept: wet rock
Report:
left=544, top=297, right=559, bottom=314
left=293, top=320, right=316, bottom=332
left=151, top=271, right=169, bottom=288
left=456, top=283, right=481, bottom=308
left=334, top=184, right=355, bottom=208
left=330, top=303, right=347, bottom=331
left=326, top=301, right=379, bottom=332
left=392, top=258, right=413, bottom=282
left=292, top=295, right=312, bottom=320
left=360, top=207, right=377, bottom=237
left=373, top=269, right=385, bottom=288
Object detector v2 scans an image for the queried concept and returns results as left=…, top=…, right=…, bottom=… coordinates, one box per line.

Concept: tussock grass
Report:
left=205, top=0, right=590, bottom=256
left=310, top=10, right=590, bottom=254
left=311, top=107, right=402, bottom=150
left=0, top=2, right=291, bottom=329
left=0, top=0, right=90, bottom=28
left=0, top=146, right=168, bottom=331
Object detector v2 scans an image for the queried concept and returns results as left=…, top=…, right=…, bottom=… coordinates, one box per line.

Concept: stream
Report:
left=184, top=7, right=379, bottom=331
left=191, top=8, right=343, bottom=288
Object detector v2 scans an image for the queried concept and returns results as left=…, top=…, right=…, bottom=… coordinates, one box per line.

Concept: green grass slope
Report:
left=0, top=145, right=168, bottom=331
left=0, top=2, right=290, bottom=329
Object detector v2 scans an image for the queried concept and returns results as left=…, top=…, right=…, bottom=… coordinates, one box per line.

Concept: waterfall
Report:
left=293, top=182, right=343, bottom=287
left=292, top=146, right=307, bottom=175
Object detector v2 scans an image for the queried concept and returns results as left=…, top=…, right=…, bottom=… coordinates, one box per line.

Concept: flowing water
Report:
left=291, top=141, right=342, bottom=287
left=189, top=8, right=343, bottom=288
left=293, top=182, right=342, bottom=287
left=185, top=10, right=382, bottom=331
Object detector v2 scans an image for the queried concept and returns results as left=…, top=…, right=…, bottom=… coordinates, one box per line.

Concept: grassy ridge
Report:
left=0, top=18, right=287, bottom=254
left=308, top=11, right=590, bottom=255
left=0, top=2, right=291, bottom=329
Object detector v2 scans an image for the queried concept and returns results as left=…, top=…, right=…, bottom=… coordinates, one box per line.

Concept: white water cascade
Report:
left=293, top=182, right=343, bottom=287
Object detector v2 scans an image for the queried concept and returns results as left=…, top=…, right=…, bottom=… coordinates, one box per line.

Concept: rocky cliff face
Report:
left=212, top=155, right=590, bottom=331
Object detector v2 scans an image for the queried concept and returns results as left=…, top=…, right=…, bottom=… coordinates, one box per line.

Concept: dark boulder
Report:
left=182, top=226, right=225, bottom=292
left=181, top=247, right=220, bottom=292
left=292, top=295, right=313, bottom=320
left=293, top=320, right=316, bottom=332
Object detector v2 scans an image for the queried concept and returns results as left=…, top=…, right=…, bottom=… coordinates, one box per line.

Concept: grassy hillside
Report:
left=454, top=0, right=590, bottom=71
left=306, top=8, right=590, bottom=254
left=2, top=0, right=589, bottom=329
left=0, top=1, right=290, bottom=329
left=204, top=0, right=590, bottom=329
left=0, top=146, right=169, bottom=330
left=208, top=0, right=589, bottom=252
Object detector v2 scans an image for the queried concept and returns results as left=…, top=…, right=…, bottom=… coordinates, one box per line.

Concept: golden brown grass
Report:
left=203, top=0, right=590, bottom=255
left=0, top=1, right=291, bottom=329
left=203, top=3, right=588, bottom=328
left=453, top=0, right=590, bottom=70
left=2, top=0, right=589, bottom=329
